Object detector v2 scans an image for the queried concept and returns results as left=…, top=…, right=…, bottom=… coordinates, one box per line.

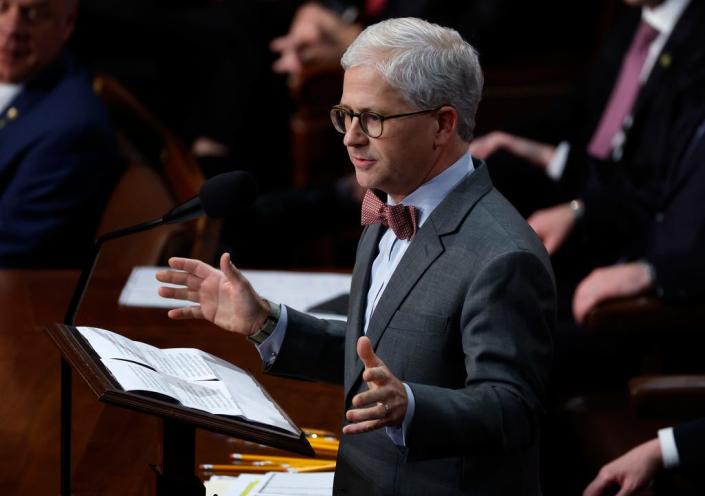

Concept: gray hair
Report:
left=341, top=17, right=483, bottom=141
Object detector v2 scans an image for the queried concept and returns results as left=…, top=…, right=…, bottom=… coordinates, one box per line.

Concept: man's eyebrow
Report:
left=17, top=0, right=50, bottom=6
left=337, top=104, right=378, bottom=113
left=11, top=0, right=50, bottom=9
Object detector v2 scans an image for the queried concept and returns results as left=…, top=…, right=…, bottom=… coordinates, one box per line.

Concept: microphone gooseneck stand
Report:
left=61, top=218, right=204, bottom=496
left=59, top=171, right=255, bottom=496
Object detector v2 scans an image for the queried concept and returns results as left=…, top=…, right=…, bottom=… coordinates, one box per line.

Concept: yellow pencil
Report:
left=199, top=462, right=336, bottom=473
left=312, top=448, right=338, bottom=457
left=200, top=464, right=282, bottom=473
left=292, top=462, right=337, bottom=473
left=229, top=453, right=326, bottom=465
left=308, top=438, right=340, bottom=447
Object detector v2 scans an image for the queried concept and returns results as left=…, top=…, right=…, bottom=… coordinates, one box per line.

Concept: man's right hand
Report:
left=572, top=262, right=654, bottom=325
left=527, top=203, right=577, bottom=255
left=156, top=253, right=269, bottom=337
left=583, top=438, right=663, bottom=496
left=469, top=131, right=556, bottom=170
left=270, top=2, right=361, bottom=85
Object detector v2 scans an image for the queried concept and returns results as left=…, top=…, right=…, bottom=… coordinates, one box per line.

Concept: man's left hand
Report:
left=469, top=131, right=556, bottom=169
left=573, top=262, right=654, bottom=325
left=343, top=336, right=407, bottom=435
left=528, top=203, right=576, bottom=255
left=583, top=438, right=662, bottom=496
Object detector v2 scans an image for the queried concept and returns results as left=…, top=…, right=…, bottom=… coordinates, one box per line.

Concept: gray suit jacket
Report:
left=268, top=164, right=555, bottom=495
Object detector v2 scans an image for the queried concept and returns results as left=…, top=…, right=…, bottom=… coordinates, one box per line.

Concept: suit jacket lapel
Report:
left=344, top=223, right=383, bottom=394
left=344, top=163, right=494, bottom=401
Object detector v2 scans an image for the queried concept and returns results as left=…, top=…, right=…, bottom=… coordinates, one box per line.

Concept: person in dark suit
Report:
left=0, top=0, right=121, bottom=268
left=157, top=18, right=555, bottom=494
left=570, top=119, right=705, bottom=496
left=573, top=114, right=705, bottom=322
left=583, top=416, right=705, bottom=496
left=471, top=0, right=705, bottom=270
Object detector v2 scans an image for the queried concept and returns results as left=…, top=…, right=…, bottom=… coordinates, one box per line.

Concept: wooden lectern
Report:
left=48, top=324, right=313, bottom=496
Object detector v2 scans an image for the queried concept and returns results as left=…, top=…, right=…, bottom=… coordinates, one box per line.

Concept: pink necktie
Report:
left=361, top=190, right=418, bottom=240
left=587, top=21, right=660, bottom=160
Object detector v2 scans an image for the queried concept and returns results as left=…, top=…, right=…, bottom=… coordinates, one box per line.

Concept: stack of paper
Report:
left=119, top=266, right=351, bottom=320
left=205, top=472, right=334, bottom=496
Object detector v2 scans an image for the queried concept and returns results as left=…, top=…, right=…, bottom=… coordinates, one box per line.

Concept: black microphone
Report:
left=64, top=170, right=257, bottom=325
left=162, top=170, right=258, bottom=224
left=58, top=170, right=257, bottom=496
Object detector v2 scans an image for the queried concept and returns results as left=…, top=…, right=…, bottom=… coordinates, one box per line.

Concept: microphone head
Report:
left=199, top=171, right=258, bottom=218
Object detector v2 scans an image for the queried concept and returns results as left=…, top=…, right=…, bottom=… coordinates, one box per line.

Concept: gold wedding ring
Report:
left=377, top=402, right=390, bottom=417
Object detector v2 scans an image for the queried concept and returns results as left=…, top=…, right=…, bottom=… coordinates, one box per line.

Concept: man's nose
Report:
left=343, top=117, right=369, bottom=146
left=0, top=15, right=32, bottom=49
left=0, top=6, right=25, bottom=35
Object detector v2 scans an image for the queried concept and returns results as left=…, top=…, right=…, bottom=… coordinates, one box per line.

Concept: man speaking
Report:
left=158, top=18, right=554, bottom=495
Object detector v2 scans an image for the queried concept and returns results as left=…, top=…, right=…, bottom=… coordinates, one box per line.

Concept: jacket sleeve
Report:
left=673, top=417, right=705, bottom=468
left=264, top=307, right=347, bottom=385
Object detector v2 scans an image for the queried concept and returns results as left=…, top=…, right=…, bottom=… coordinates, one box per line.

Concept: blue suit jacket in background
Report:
left=0, top=51, right=122, bottom=268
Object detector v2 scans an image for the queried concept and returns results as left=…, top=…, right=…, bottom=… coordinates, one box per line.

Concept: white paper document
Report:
left=77, top=326, right=296, bottom=433
left=204, top=475, right=244, bottom=496
left=80, top=326, right=217, bottom=381
left=118, top=266, right=351, bottom=320
left=254, top=472, right=334, bottom=495
left=219, top=472, right=334, bottom=496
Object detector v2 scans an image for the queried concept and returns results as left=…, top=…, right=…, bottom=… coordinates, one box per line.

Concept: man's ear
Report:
left=434, top=106, right=458, bottom=146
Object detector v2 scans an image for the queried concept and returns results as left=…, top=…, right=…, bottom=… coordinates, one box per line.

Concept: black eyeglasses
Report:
left=330, top=105, right=444, bottom=138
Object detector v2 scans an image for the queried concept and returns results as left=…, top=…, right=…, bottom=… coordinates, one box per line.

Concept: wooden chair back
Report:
left=92, top=75, right=220, bottom=268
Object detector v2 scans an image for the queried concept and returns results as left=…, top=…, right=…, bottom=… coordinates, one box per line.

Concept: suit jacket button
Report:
left=655, top=212, right=664, bottom=223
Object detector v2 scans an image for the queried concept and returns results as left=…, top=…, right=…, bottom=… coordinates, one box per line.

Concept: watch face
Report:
left=248, top=327, right=269, bottom=345
left=248, top=300, right=279, bottom=345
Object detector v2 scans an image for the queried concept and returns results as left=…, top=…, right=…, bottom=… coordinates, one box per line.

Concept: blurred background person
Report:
left=0, top=0, right=122, bottom=267
left=553, top=109, right=705, bottom=385
left=465, top=0, right=705, bottom=385
left=471, top=0, right=705, bottom=276
left=540, top=109, right=705, bottom=496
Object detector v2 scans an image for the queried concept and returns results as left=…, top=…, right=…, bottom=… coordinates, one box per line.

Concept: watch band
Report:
left=247, top=299, right=280, bottom=345
left=569, top=199, right=585, bottom=220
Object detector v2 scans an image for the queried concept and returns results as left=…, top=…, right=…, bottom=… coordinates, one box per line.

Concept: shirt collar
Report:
left=387, top=151, right=474, bottom=227
left=642, top=0, right=690, bottom=35
left=0, top=83, right=22, bottom=113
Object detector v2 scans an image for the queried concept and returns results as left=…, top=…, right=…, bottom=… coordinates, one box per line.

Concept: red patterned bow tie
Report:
left=361, top=189, right=418, bottom=240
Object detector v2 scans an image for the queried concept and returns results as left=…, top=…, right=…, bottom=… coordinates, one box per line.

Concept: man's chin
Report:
left=353, top=170, right=376, bottom=191
left=0, top=64, right=32, bottom=84
left=0, top=50, right=40, bottom=83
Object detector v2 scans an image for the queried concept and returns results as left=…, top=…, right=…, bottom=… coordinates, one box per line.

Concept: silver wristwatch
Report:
left=247, top=299, right=280, bottom=345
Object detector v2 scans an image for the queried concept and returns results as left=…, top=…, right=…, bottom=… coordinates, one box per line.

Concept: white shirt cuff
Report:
left=385, top=383, right=415, bottom=447
left=658, top=427, right=680, bottom=469
left=255, top=304, right=288, bottom=366
left=546, top=141, right=570, bottom=180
